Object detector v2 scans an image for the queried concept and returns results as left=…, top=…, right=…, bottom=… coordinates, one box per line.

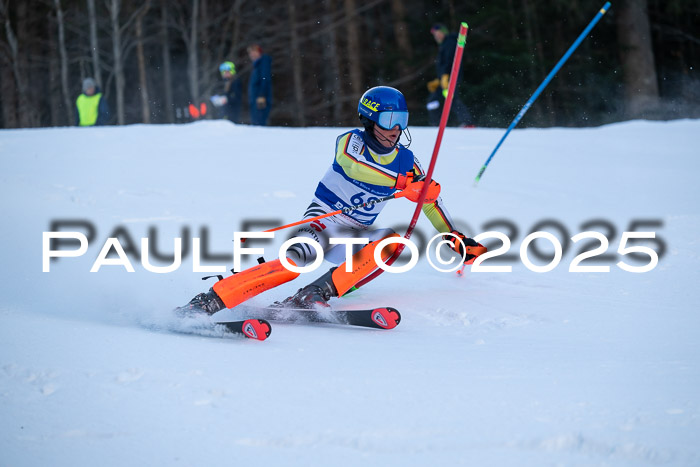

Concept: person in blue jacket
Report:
left=247, top=44, right=272, bottom=126
left=75, top=77, right=110, bottom=126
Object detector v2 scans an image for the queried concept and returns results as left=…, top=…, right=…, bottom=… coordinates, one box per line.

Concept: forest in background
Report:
left=1, top=0, right=698, bottom=129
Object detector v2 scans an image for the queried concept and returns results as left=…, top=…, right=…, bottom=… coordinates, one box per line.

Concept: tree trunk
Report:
left=16, top=1, right=41, bottom=126
left=447, top=0, right=457, bottom=32
left=109, top=0, right=125, bottom=124
left=54, top=0, right=75, bottom=126
left=287, top=0, right=306, bottom=126
left=160, top=0, right=174, bottom=123
left=87, top=0, right=102, bottom=88
left=344, top=0, right=363, bottom=109
left=390, top=0, right=412, bottom=79
left=47, top=15, right=62, bottom=126
left=506, top=0, right=519, bottom=40
left=135, top=3, right=151, bottom=123
left=187, top=0, right=200, bottom=104
left=323, top=0, right=342, bottom=125
left=227, top=0, right=243, bottom=60
left=199, top=0, right=213, bottom=112
left=616, top=0, right=659, bottom=118
left=2, top=1, right=33, bottom=127
left=0, top=59, right=18, bottom=128
left=0, top=1, right=19, bottom=128
left=520, top=0, right=554, bottom=125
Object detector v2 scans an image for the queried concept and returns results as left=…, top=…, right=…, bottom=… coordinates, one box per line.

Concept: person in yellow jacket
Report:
left=427, top=24, right=473, bottom=127
left=75, top=77, right=110, bottom=126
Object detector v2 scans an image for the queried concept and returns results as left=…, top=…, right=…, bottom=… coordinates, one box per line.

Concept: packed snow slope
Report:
left=1, top=120, right=699, bottom=466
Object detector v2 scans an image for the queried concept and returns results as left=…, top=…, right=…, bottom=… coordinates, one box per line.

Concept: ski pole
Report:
left=246, top=192, right=407, bottom=239
left=473, top=2, right=611, bottom=186
left=354, top=22, right=470, bottom=289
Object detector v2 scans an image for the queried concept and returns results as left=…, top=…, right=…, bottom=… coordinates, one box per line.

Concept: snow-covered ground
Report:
left=1, top=119, right=699, bottom=466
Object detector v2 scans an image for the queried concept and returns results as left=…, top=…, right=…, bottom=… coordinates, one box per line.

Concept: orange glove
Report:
left=395, top=172, right=441, bottom=204
left=443, top=231, right=487, bottom=264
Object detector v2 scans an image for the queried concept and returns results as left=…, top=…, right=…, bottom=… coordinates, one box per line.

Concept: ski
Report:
left=215, top=319, right=272, bottom=341
left=221, top=306, right=401, bottom=330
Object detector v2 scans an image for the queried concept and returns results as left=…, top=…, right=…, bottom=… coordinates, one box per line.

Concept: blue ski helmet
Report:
left=358, top=86, right=409, bottom=131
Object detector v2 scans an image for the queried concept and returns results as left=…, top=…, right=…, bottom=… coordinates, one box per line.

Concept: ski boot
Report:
left=175, top=288, right=225, bottom=317
left=274, top=268, right=339, bottom=309
left=175, top=259, right=300, bottom=317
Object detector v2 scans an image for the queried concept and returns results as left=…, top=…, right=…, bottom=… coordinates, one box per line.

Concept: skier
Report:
left=180, top=86, right=486, bottom=315
left=211, top=61, right=242, bottom=123
left=247, top=44, right=272, bottom=126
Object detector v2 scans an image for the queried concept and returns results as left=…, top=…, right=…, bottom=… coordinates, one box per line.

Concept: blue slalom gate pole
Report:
left=474, top=2, right=611, bottom=185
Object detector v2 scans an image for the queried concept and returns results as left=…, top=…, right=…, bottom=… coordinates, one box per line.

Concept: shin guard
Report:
left=213, top=259, right=300, bottom=309
left=331, top=233, right=401, bottom=296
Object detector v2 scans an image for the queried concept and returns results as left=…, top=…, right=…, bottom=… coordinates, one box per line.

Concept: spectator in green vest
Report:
left=75, top=77, right=110, bottom=126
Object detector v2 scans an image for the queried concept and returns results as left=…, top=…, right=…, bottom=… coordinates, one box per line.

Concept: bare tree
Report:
left=16, top=1, right=42, bottom=126
left=0, top=61, right=18, bottom=128
left=187, top=0, right=200, bottom=103
left=0, top=0, right=19, bottom=128
left=616, top=0, right=659, bottom=118
left=135, top=0, right=151, bottom=123
left=168, top=0, right=201, bottom=104
left=447, top=0, right=457, bottom=32
left=0, top=0, right=691, bottom=129
left=86, top=0, right=102, bottom=88
left=199, top=0, right=212, bottom=109
left=106, top=0, right=149, bottom=124
left=1, top=1, right=36, bottom=127
left=322, top=0, right=342, bottom=124
left=223, top=0, right=244, bottom=63
left=287, top=0, right=306, bottom=125
left=54, top=0, right=74, bottom=125
left=159, top=0, right=174, bottom=123
left=390, top=0, right=412, bottom=79
left=47, top=15, right=62, bottom=126
left=344, top=0, right=363, bottom=107
left=520, top=0, right=554, bottom=125
left=108, top=0, right=125, bottom=124
left=171, top=0, right=245, bottom=113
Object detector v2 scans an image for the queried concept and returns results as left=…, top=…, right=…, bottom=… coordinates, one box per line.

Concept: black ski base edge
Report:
left=224, top=306, right=401, bottom=330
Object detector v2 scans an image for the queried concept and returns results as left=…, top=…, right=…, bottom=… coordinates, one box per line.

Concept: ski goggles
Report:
left=376, top=111, right=409, bottom=131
